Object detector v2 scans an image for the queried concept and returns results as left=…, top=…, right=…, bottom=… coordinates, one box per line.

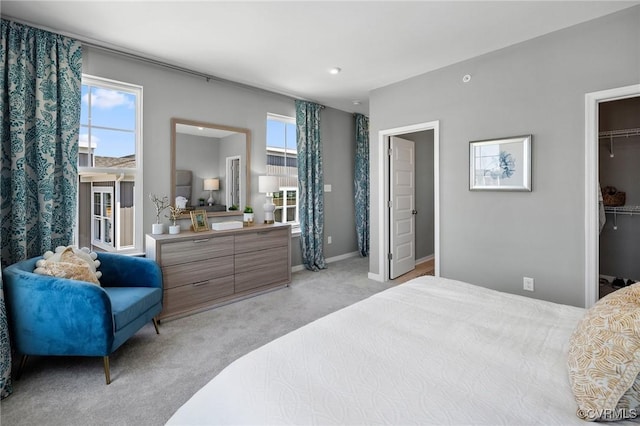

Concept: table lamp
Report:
left=204, top=178, right=219, bottom=206
left=259, top=175, right=279, bottom=224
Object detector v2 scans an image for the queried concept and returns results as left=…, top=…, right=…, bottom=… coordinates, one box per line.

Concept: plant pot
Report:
left=243, top=213, right=254, bottom=226
left=169, top=224, right=180, bottom=234
left=152, top=223, right=164, bottom=234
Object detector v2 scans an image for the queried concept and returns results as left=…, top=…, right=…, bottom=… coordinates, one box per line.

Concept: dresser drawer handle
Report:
left=193, top=239, right=210, bottom=243
left=192, top=280, right=209, bottom=287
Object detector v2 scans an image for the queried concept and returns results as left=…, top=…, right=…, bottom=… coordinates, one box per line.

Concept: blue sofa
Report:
left=2, top=252, right=163, bottom=384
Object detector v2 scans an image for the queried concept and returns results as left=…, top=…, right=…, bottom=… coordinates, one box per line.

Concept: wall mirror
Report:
left=171, top=118, right=251, bottom=217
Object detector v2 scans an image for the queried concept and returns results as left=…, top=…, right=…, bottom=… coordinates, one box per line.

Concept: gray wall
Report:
left=369, top=6, right=640, bottom=307
left=82, top=47, right=358, bottom=267
left=321, top=107, right=359, bottom=259
left=400, top=131, right=435, bottom=261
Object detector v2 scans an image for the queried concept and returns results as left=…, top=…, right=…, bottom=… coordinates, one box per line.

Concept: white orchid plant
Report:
left=149, top=193, right=170, bottom=224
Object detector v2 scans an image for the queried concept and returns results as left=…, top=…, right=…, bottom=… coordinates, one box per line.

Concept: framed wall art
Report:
left=190, top=209, right=209, bottom=232
left=469, top=134, right=532, bottom=191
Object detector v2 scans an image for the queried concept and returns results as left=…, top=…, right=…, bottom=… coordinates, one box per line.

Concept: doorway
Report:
left=585, top=84, right=640, bottom=307
left=376, top=121, right=440, bottom=282
left=597, top=96, right=640, bottom=298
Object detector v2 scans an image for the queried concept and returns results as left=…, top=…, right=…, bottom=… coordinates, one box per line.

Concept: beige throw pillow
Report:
left=567, top=284, right=640, bottom=421
left=34, top=246, right=101, bottom=285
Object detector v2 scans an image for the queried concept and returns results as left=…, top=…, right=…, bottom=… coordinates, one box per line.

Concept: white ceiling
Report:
left=2, top=1, right=638, bottom=114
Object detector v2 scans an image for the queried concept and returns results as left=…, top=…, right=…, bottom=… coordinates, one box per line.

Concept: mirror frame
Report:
left=171, top=117, right=251, bottom=217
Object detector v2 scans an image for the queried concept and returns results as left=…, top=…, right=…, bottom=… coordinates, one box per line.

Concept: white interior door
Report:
left=390, top=136, right=416, bottom=279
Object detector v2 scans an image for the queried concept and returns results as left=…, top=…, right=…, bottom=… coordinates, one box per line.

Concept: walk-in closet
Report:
left=599, top=96, right=640, bottom=298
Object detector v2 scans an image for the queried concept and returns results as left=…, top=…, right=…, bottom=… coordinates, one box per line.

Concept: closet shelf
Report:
left=604, top=206, right=640, bottom=215
left=599, top=128, right=640, bottom=139
left=600, top=128, right=640, bottom=157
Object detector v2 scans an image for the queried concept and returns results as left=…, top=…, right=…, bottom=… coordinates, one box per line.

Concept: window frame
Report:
left=266, top=113, right=300, bottom=233
left=76, top=74, right=144, bottom=254
left=273, top=186, right=299, bottom=226
left=91, top=186, right=114, bottom=251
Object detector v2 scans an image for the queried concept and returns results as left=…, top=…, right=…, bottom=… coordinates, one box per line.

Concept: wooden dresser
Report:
left=145, top=223, right=291, bottom=320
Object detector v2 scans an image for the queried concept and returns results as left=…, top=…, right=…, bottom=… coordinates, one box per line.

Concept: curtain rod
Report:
left=83, top=41, right=305, bottom=102
left=91, top=39, right=332, bottom=110
left=2, top=14, right=319, bottom=105
left=90, top=39, right=331, bottom=112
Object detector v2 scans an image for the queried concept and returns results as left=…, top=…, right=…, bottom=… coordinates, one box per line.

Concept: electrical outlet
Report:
left=327, top=236, right=332, bottom=244
left=523, top=277, right=535, bottom=292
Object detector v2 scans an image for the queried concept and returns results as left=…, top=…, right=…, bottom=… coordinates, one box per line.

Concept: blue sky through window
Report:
left=80, top=85, right=136, bottom=159
left=267, top=119, right=296, bottom=150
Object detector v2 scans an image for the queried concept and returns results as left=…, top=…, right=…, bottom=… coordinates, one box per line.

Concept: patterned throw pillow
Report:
left=33, top=246, right=101, bottom=285
left=567, top=284, right=640, bottom=421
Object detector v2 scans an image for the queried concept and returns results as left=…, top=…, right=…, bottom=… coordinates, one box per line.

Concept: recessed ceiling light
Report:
left=353, top=100, right=361, bottom=105
left=197, top=127, right=204, bottom=130
left=329, top=67, right=342, bottom=75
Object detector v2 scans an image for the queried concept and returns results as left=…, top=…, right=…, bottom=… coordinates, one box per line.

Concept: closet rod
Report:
left=598, top=128, right=640, bottom=138
left=604, top=206, right=640, bottom=214
left=603, top=206, right=640, bottom=231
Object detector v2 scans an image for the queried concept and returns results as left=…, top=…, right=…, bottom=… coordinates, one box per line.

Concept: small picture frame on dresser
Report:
left=190, top=210, right=209, bottom=232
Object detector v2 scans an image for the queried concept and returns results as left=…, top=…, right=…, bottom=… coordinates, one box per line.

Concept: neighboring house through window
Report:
left=266, top=114, right=299, bottom=231
left=77, top=75, right=143, bottom=253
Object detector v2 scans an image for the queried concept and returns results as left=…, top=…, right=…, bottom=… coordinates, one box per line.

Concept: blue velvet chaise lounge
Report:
left=2, top=252, right=163, bottom=384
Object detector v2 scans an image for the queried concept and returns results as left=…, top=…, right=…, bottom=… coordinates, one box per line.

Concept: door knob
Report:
left=412, top=209, right=418, bottom=215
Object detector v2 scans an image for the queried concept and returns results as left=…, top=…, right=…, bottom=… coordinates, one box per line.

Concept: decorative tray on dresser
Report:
left=145, top=223, right=291, bottom=321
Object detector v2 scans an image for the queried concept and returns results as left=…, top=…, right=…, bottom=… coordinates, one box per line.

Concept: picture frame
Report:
left=469, top=134, right=532, bottom=191
left=190, top=210, right=209, bottom=232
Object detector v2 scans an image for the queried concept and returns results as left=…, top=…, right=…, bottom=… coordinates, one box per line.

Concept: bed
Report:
left=167, top=276, right=640, bottom=425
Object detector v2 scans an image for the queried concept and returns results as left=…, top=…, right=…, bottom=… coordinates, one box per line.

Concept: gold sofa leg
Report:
left=152, top=317, right=160, bottom=334
left=15, top=354, right=28, bottom=380
left=103, top=356, right=111, bottom=385
left=101, top=317, right=158, bottom=385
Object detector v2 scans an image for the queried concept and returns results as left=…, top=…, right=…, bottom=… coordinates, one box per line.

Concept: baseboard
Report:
left=600, top=274, right=616, bottom=282
left=600, top=273, right=638, bottom=283
left=416, top=254, right=435, bottom=265
left=291, top=251, right=361, bottom=273
left=368, top=272, right=383, bottom=282
left=327, top=250, right=360, bottom=264
left=362, top=255, right=433, bottom=282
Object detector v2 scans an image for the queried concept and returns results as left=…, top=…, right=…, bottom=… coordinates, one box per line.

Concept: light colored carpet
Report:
left=0, top=256, right=393, bottom=426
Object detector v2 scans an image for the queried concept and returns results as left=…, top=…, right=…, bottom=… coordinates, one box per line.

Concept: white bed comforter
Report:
left=167, top=276, right=634, bottom=425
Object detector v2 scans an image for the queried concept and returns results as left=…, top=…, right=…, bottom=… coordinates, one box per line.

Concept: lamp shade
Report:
left=258, top=175, right=279, bottom=193
left=204, top=178, right=219, bottom=191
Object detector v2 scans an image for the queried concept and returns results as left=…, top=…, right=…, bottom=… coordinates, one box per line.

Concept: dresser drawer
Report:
left=234, top=249, right=290, bottom=293
left=162, top=276, right=234, bottom=317
left=163, top=256, right=234, bottom=289
left=160, top=235, right=234, bottom=266
left=146, top=225, right=290, bottom=320
left=235, top=228, right=288, bottom=254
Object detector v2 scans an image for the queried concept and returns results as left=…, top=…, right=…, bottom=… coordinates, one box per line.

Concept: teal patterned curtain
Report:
left=0, top=267, right=9, bottom=400
left=0, top=19, right=81, bottom=264
left=354, top=114, right=369, bottom=257
left=0, top=19, right=82, bottom=399
left=295, top=100, right=327, bottom=271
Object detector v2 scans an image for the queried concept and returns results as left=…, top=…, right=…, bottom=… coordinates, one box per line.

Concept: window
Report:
left=77, top=75, right=143, bottom=253
left=273, top=187, right=298, bottom=224
left=92, top=186, right=113, bottom=249
left=266, top=114, right=298, bottom=230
